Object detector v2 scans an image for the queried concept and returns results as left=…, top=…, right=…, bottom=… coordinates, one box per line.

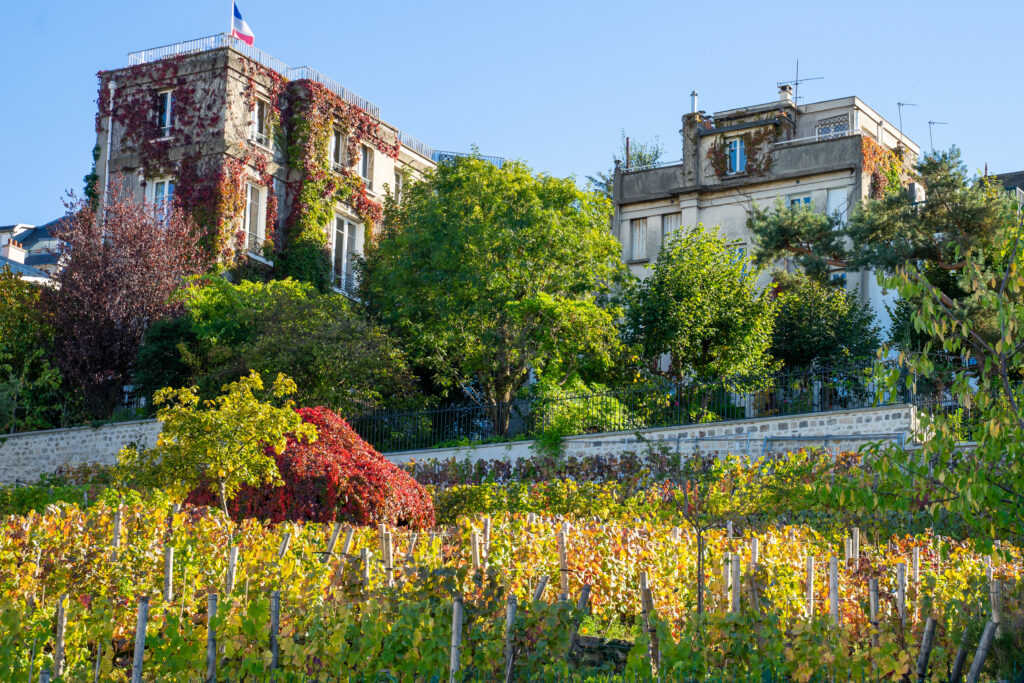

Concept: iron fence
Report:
left=350, top=360, right=925, bottom=454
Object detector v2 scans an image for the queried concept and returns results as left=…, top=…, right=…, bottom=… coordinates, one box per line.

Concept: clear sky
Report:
left=1, top=0, right=1020, bottom=224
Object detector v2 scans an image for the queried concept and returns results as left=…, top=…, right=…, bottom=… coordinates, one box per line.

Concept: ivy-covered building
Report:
left=94, top=34, right=440, bottom=296
left=613, top=85, right=920, bottom=329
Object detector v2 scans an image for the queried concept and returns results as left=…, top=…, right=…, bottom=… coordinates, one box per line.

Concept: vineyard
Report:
left=1, top=499, right=1020, bottom=681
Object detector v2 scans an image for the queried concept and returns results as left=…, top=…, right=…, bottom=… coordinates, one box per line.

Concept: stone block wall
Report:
left=0, top=419, right=161, bottom=485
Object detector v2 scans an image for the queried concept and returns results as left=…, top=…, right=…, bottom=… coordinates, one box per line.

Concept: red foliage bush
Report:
left=188, top=406, right=434, bottom=528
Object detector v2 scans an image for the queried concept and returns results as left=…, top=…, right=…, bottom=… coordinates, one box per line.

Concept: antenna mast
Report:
left=927, top=120, right=948, bottom=151
left=776, top=59, right=824, bottom=103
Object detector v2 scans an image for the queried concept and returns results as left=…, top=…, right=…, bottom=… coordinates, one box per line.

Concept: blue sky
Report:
left=1, top=0, right=1020, bottom=224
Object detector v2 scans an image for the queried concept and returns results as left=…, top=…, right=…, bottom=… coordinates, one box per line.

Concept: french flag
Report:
left=231, top=2, right=255, bottom=45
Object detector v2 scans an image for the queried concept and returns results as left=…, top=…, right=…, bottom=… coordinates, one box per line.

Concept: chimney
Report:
left=779, top=84, right=793, bottom=104
left=690, top=90, right=699, bottom=114
left=2, top=239, right=26, bottom=264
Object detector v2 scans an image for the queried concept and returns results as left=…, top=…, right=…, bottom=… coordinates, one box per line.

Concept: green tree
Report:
left=770, top=272, right=881, bottom=368
left=361, top=156, right=624, bottom=433
left=134, top=277, right=418, bottom=415
left=119, top=371, right=317, bottom=518
left=623, top=225, right=777, bottom=387
left=587, top=131, right=664, bottom=199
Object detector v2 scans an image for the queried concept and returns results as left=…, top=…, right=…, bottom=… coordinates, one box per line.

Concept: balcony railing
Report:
left=432, top=150, right=505, bottom=168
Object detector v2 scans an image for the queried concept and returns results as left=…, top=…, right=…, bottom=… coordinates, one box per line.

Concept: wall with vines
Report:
left=860, top=136, right=905, bottom=199
left=705, top=122, right=781, bottom=179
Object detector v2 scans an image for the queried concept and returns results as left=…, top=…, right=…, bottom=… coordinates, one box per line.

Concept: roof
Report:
left=0, top=257, right=51, bottom=281
left=993, top=170, right=1024, bottom=192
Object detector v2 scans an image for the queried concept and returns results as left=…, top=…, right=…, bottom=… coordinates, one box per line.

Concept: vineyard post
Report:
left=722, top=553, right=731, bottom=612
left=277, top=533, right=291, bottom=558
left=406, top=532, right=419, bottom=561
left=869, top=578, right=879, bottom=648
left=746, top=562, right=765, bottom=650
left=449, top=594, right=464, bottom=683
left=205, top=593, right=217, bottom=683
left=130, top=596, right=149, bottom=683
left=639, top=572, right=659, bottom=670
left=361, top=548, right=371, bottom=589
left=54, top=593, right=68, bottom=679
left=965, top=621, right=997, bottom=683
left=384, top=531, right=394, bottom=586
left=557, top=531, right=569, bottom=601
left=805, top=556, right=814, bottom=618
left=750, top=537, right=759, bottom=565
left=727, top=521, right=733, bottom=539
left=852, top=527, right=860, bottom=563
left=471, top=532, right=481, bottom=575
left=225, top=547, right=238, bottom=594
left=324, top=523, right=343, bottom=562
left=377, top=524, right=386, bottom=555
left=163, top=546, right=174, bottom=602
left=897, top=562, right=907, bottom=627
left=730, top=555, right=741, bottom=612
left=483, top=516, right=492, bottom=559
left=986, top=566, right=1002, bottom=637
left=342, top=526, right=355, bottom=555
left=949, top=628, right=971, bottom=683
left=503, top=595, right=517, bottom=682
left=829, top=556, right=839, bottom=625
left=912, top=546, right=921, bottom=622
left=567, top=585, right=591, bottom=660
left=531, top=574, right=549, bottom=602
left=39, top=670, right=50, bottom=683
left=844, top=538, right=851, bottom=567
left=92, top=640, right=102, bottom=683
left=915, top=616, right=937, bottom=682
left=270, top=590, right=281, bottom=672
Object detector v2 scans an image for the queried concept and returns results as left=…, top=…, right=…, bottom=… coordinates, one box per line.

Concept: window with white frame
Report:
left=661, top=213, right=681, bottom=242
left=393, top=171, right=404, bottom=203
left=727, top=139, right=746, bottom=174
left=360, top=144, right=373, bottom=190
left=332, top=216, right=359, bottom=293
left=148, top=178, right=176, bottom=225
left=251, top=98, right=270, bottom=148
left=329, top=130, right=347, bottom=172
left=156, top=90, right=174, bottom=137
left=243, top=182, right=266, bottom=254
left=815, top=114, right=850, bottom=140
left=629, top=217, right=647, bottom=261
left=788, top=195, right=811, bottom=208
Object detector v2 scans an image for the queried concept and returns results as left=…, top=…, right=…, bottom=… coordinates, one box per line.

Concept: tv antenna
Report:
left=896, top=102, right=917, bottom=144
left=927, top=120, right=948, bottom=150
left=777, top=59, right=823, bottom=103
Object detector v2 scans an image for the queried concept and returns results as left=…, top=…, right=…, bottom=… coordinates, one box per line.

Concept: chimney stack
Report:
left=779, top=84, right=793, bottom=104
left=690, top=90, right=699, bottom=114
left=2, top=239, right=26, bottom=265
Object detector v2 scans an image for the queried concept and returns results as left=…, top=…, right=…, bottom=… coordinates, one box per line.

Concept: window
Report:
left=150, top=178, right=175, bottom=225
left=156, top=90, right=173, bottom=137
left=360, top=144, right=373, bottom=190
left=826, top=188, right=849, bottom=225
left=393, top=171, right=404, bottom=203
left=629, top=217, right=647, bottom=261
left=730, top=242, right=749, bottom=274
left=816, top=114, right=850, bottom=140
left=329, top=130, right=347, bottom=172
left=243, top=182, right=266, bottom=253
left=332, top=216, right=359, bottom=293
left=251, top=98, right=270, bottom=148
left=727, top=139, right=746, bottom=174
left=788, top=195, right=811, bottom=208
left=661, top=213, right=681, bottom=242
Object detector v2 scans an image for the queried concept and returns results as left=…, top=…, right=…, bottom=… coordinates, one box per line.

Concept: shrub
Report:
left=189, top=406, right=434, bottom=529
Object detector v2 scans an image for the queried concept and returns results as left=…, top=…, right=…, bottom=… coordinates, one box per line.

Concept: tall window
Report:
left=661, top=213, right=681, bottom=242
left=816, top=114, right=850, bottom=140
left=393, top=171, right=404, bottom=203
left=156, top=90, right=173, bottom=137
left=329, top=130, right=346, bottom=171
left=727, top=139, right=746, bottom=174
left=360, top=144, right=373, bottom=190
left=244, top=183, right=265, bottom=253
left=629, top=217, right=647, bottom=261
left=151, top=178, right=175, bottom=225
left=251, top=98, right=270, bottom=147
left=333, top=216, right=358, bottom=293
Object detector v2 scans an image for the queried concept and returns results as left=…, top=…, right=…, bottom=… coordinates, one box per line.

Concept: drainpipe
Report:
left=101, top=80, right=117, bottom=223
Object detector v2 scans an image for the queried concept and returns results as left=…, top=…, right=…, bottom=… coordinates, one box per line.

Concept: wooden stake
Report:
left=269, top=591, right=280, bottom=671
left=852, top=527, right=860, bottom=563
left=206, top=593, right=217, bottom=683
left=869, top=578, right=879, bottom=647
left=503, top=595, right=517, bottom=683
left=829, top=556, right=839, bottom=625
left=639, top=573, right=659, bottom=669
left=324, top=523, right=343, bottom=561
left=406, top=533, right=419, bottom=561
left=567, top=585, right=591, bottom=659
left=130, top=596, right=149, bottom=683
left=54, top=593, right=68, bottom=679
left=949, top=628, right=971, bottom=683
left=722, top=553, right=731, bottom=611
left=531, top=575, right=549, bottom=602
left=805, top=556, right=815, bottom=618
left=92, top=640, right=102, bottom=683
left=844, top=537, right=851, bottom=566
left=965, top=621, right=997, bottom=683
left=897, top=562, right=907, bottom=627
left=915, top=616, right=937, bottom=682
left=163, top=546, right=174, bottom=602
left=277, top=533, right=291, bottom=558
left=341, top=527, right=354, bottom=556
left=225, top=547, right=237, bottom=594
left=731, top=554, right=741, bottom=612
left=557, top=531, right=569, bottom=600
left=749, top=537, right=759, bottom=566
left=483, top=517, right=492, bottom=558
left=449, top=594, right=464, bottom=683
left=912, top=546, right=920, bottom=582
left=360, top=548, right=371, bottom=589
left=987, top=567, right=1002, bottom=637
left=470, top=532, right=481, bottom=574
left=384, top=531, right=394, bottom=586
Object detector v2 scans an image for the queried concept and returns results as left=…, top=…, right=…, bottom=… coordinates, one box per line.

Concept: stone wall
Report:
left=385, top=404, right=917, bottom=466
left=0, top=419, right=161, bottom=485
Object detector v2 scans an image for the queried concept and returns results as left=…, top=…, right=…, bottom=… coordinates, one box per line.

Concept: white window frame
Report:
left=393, top=170, right=404, bottom=202
left=331, top=215, right=360, bottom=293
left=156, top=90, right=174, bottom=138
left=147, top=177, right=176, bottom=225
left=788, top=195, right=811, bottom=209
left=661, top=212, right=681, bottom=243
left=629, top=217, right=647, bottom=261
left=727, top=139, right=746, bottom=175
left=251, top=97, right=271, bottom=148
left=329, top=130, right=347, bottom=172
left=243, top=182, right=267, bottom=255
left=360, top=144, right=373, bottom=191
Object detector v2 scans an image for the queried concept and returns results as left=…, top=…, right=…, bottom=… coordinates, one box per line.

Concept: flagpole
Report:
left=228, top=0, right=232, bottom=39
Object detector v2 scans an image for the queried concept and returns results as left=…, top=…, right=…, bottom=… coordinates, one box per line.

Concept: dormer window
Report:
left=329, top=130, right=347, bottom=172
left=156, top=90, right=174, bottom=137
left=251, top=97, right=270, bottom=148
left=727, top=139, right=746, bottom=175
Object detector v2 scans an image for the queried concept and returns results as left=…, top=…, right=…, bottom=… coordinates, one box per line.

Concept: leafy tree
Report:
left=134, top=277, right=417, bottom=415
left=770, top=272, right=881, bottom=368
left=587, top=131, right=664, bottom=199
left=361, top=156, right=624, bottom=433
left=623, top=225, right=777, bottom=388
left=119, top=371, right=317, bottom=519
left=0, top=269, right=66, bottom=432
left=47, top=176, right=206, bottom=418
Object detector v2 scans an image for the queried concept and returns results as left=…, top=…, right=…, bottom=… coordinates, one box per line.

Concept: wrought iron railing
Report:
left=349, top=360, right=926, bottom=454
left=432, top=151, right=505, bottom=168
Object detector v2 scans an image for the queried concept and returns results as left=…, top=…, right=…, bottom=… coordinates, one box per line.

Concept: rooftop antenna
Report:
left=776, top=59, right=823, bottom=103
left=896, top=102, right=917, bottom=145
left=927, top=120, right=948, bottom=151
